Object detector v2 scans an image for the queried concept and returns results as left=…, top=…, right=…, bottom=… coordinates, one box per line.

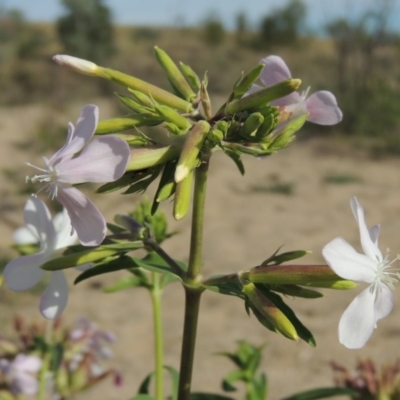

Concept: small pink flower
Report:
left=26, top=104, right=130, bottom=246
left=0, top=354, right=42, bottom=395
left=248, top=55, right=342, bottom=126
left=4, top=197, right=78, bottom=319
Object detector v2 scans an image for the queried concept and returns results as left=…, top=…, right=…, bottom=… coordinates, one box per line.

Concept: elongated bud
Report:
left=155, top=105, right=191, bottom=132
left=200, top=81, right=212, bottom=120
left=126, top=145, right=181, bottom=172
left=115, top=93, right=157, bottom=116
left=53, top=54, right=102, bottom=77
left=226, top=78, right=301, bottom=114
left=233, top=64, right=265, bottom=97
left=53, top=54, right=193, bottom=112
left=128, top=89, right=155, bottom=108
left=243, top=265, right=357, bottom=289
left=255, top=112, right=278, bottom=141
left=154, top=46, right=195, bottom=101
left=175, top=121, right=210, bottom=183
left=42, top=242, right=143, bottom=271
left=243, top=282, right=298, bottom=340
left=240, top=112, right=264, bottom=139
left=96, top=115, right=162, bottom=134
left=173, top=169, right=194, bottom=220
left=179, top=61, right=201, bottom=91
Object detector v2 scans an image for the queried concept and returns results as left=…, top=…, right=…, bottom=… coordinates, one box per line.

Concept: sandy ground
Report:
left=1, top=102, right=400, bottom=399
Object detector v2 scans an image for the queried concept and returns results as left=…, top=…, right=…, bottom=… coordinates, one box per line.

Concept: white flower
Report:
left=4, top=197, right=79, bottom=319
left=322, top=197, right=399, bottom=349
left=26, top=104, right=131, bottom=246
left=0, top=354, right=42, bottom=395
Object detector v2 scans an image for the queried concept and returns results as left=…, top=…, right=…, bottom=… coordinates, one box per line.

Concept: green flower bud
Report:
left=155, top=105, right=191, bottom=132
left=173, top=169, right=194, bottom=220
left=244, top=265, right=357, bottom=289
left=240, top=112, right=264, bottom=140
left=243, top=282, right=298, bottom=340
left=96, top=115, right=162, bottom=134
left=175, top=121, right=210, bottom=183
left=115, top=93, right=157, bottom=116
left=179, top=61, right=201, bottom=92
left=128, top=89, right=156, bottom=108
left=126, top=145, right=181, bottom=172
left=233, top=63, right=265, bottom=97
left=226, top=78, right=301, bottom=114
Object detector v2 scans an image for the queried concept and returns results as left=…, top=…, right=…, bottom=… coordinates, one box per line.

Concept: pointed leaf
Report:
left=74, top=256, right=139, bottom=285
left=222, top=147, right=245, bottom=175
left=165, top=365, right=180, bottom=400
left=191, top=394, right=235, bottom=400
left=281, top=387, right=359, bottom=400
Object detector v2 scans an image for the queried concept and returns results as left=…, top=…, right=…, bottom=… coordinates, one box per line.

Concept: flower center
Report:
left=25, top=157, right=60, bottom=199
left=371, top=249, right=400, bottom=292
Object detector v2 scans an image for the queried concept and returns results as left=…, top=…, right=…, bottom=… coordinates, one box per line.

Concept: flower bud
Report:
left=96, top=115, right=162, bottom=134
left=226, top=78, right=301, bottom=114
left=155, top=105, right=191, bottom=133
left=240, top=112, right=264, bottom=140
left=154, top=46, right=196, bottom=101
left=179, top=61, right=201, bottom=92
left=233, top=63, right=265, bottom=97
left=126, top=145, right=181, bottom=172
left=52, top=54, right=101, bottom=76
left=243, top=282, right=298, bottom=340
left=244, top=265, right=357, bottom=289
left=173, top=169, right=194, bottom=220
left=175, top=121, right=210, bottom=183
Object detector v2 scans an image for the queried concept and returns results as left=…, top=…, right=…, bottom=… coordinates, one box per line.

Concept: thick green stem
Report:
left=177, top=156, right=210, bottom=400
left=151, top=272, right=164, bottom=400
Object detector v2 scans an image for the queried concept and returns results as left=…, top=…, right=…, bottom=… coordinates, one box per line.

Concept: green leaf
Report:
left=74, top=256, right=139, bottom=285
left=165, top=365, right=180, bottom=400
left=132, top=252, right=187, bottom=280
left=253, top=373, right=268, bottom=400
left=222, top=370, right=245, bottom=392
left=138, top=371, right=154, bottom=394
left=262, top=250, right=308, bottom=266
left=123, top=165, right=164, bottom=195
left=256, top=285, right=316, bottom=347
left=204, top=279, right=245, bottom=299
left=281, top=387, right=359, bottom=400
left=190, top=394, right=235, bottom=400
left=221, top=146, right=245, bottom=175
left=97, top=171, right=140, bottom=194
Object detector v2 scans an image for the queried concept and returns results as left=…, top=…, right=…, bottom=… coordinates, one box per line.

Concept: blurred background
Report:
left=1, top=1, right=400, bottom=399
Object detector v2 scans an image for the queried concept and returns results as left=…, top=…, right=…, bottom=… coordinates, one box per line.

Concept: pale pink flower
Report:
left=0, top=354, right=42, bottom=395
left=5, top=197, right=78, bottom=319
left=26, top=104, right=130, bottom=246
left=248, top=55, right=342, bottom=125
left=323, top=197, right=399, bottom=349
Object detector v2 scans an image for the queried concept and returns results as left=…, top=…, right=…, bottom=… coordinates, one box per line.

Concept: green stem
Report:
left=151, top=272, right=164, bottom=400
left=177, top=156, right=210, bottom=400
left=38, top=320, right=53, bottom=400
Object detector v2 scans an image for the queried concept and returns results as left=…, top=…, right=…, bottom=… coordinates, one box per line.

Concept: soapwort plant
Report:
left=2, top=47, right=398, bottom=400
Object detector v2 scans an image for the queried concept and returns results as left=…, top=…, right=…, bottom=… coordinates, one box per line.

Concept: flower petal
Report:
left=3, top=253, right=47, bottom=291
left=56, top=136, right=130, bottom=184
left=271, top=91, right=303, bottom=108
left=13, top=226, right=38, bottom=245
left=245, top=83, right=263, bottom=96
left=305, top=91, right=343, bottom=125
left=13, top=355, right=42, bottom=373
left=49, top=105, right=99, bottom=165
left=14, top=371, right=40, bottom=395
left=23, top=197, right=57, bottom=251
left=338, top=286, right=376, bottom=349
left=374, top=283, right=393, bottom=323
left=322, top=237, right=376, bottom=283
left=53, top=209, right=77, bottom=249
left=39, top=271, right=69, bottom=319
left=56, top=184, right=106, bottom=246
left=350, top=197, right=382, bottom=262
left=259, top=55, right=292, bottom=87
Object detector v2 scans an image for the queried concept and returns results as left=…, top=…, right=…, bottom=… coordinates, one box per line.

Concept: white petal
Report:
left=13, top=226, right=38, bottom=245
left=350, top=197, right=382, bottom=262
left=322, top=237, right=376, bottom=282
left=57, top=136, right=130, bottom=184
left=338, top=286, right=376, bottom=349
left=305, top=91, right=343, bottom=125
left=14, top=372, right=39, bottom=395
left=39, top=271, right=69, bottom=319
left=368, top=224, right=381, bottom=246
left=23, top=197, right=57, bottom=251
left=13, top=355, right=41, bottom=373
left=3, top=253, right=47, bottom=291
left=49, top=105, right=99, bottom=166
left=271, top=91, right=303, bottom=108
left=259, top=55, right=292, bottom=87
left=56, top=184, right=106, bottom=246
left=53, top=209, right=77, bottom=249
left=374, top=283, right=393, bottom=323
